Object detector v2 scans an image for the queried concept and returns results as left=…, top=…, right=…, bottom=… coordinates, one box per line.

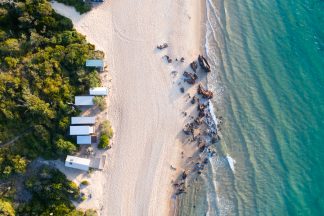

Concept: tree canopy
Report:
left=0, top=1, right=100, bottom=214
left=0, top=0, right=102, bottom=166
left=0, top=199, right=15, bottom=216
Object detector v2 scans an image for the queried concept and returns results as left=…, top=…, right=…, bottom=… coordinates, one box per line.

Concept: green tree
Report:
left=4, top=57, right=19, bottom=68
left=86, top=71, right=101, bottom=88
left=22, top=88, right=55, bottom=119
left=55, top=0, right=91, bottom=14
left=55, top=138, right=77, bottom=155
left=2, top=166, right=12, bottom=177
left=0, top=38, right=20, bottom=55
left=9, top=155, right=27, bottom=174
left=0, top=199, right=15, bottom=216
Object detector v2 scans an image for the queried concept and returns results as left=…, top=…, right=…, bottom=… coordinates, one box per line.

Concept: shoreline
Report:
left=51, top=0, right=208, bottom=215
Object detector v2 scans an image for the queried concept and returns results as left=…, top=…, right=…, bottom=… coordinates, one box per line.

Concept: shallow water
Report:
left=178, top=0, right=324, bottom=215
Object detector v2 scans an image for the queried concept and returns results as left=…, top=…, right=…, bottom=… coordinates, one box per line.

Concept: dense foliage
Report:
left=0, top=0, right=102, bottom=175
left=0, top=0, right=101, bottom=214
left=55, top=0, right=91, bottom=14
left=16, top=166, right=96, bottom=215
left=0, top=147, right=27, bottom=178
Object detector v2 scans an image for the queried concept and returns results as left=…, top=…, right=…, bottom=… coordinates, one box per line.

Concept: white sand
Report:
left=52, top=0, right=204, bottom=215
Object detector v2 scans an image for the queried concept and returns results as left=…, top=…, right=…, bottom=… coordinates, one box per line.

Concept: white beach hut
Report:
left=70, top=126, right=94, bottom=135
left=77, top=136, right=92, bottom=145
left=74, top=96, right=94, bottom=106
left=71, top=117, right=96, bottom=125
left=89, top=87, right=108, bottom=96
left=65, top=155, right=90, bottom=171
left=86, top=59, right=105, bottom=71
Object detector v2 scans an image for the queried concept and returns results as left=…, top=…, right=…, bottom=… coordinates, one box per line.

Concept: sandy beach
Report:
left=52, top=0, right=205, bottom=215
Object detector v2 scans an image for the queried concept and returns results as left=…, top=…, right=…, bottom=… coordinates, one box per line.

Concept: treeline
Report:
left=55, top=0, right=92, bottom=14
left=0, top=0, right=100, bottom=214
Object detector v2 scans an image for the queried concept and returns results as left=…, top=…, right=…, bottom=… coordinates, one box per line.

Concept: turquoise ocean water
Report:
left=178, top=0, right=324, bottom=215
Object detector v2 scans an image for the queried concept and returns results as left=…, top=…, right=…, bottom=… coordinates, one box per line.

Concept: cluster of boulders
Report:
left=156, top=43, right=219, bottom=197
left=173, top=54, right=222, bottom=196
left=173, top=171, right=188, bottom=195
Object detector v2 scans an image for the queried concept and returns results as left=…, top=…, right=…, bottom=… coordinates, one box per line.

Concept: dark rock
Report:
left=203, top=158, right=209, bottom=164
left=191, top=96, right=197, bottom=104
left=197, top=103, right=206, bottom=111
left=197, top=84, right=213, bottom=99
left=157, top=43, right=168, bottom=49
left=198, top=110, right=205, bottom=118
left=190, top=61, right=198, bottom=72
left=198, top=142, right=206, bottom=152
left=198, top=55, right=211, bottom=72
left=211, top=134, right=221, bottom=143
left=182, top=171, right=188, bottom=180
left=183, top=71, right=198, bottom=85
left=180, top=87, right=185, bottom=93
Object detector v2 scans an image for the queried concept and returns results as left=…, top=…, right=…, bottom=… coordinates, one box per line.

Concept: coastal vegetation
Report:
left=55, top=0, right=91, bottom=14
left=0, top=0, right=99, bottom=214
left=17, top=166, right=80, bottom=215
left=93, top=96, right=107, bottom=111
left=81, top=180, right=90, bottom=185
left=98, top=120, right=113, bottom=149
left=0, top=199, right=15, bottom=216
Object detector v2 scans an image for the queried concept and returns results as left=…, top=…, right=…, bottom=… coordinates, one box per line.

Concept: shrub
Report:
left=100, top=120, right=113, bottom=139
left=98, top=134, right=110, bottom=149
left=81, top=180, right=89, bottom=186
left=84, top=209, right=98, bottom=216
left=55, top=138, right=77, bottom=156
left=81, top=195, right=87, bottom=201
left=93, top=96, right=106, bottom=111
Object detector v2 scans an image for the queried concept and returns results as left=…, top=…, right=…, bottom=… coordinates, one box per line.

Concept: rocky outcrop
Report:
left=198, top=55, right=211, bottom=72
left=197, top=84, right=213, bottom=99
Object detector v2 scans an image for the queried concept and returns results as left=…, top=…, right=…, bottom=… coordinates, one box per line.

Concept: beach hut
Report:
left=89, top=87, right=108, bottom=96
left=77, top=136, right=92, bottom=145
left=86, top=59, right=105, bottom=71
left=74, top=96, right=94, bottom=106
left=70, top=126, right=94, bottom=135
left=65, top=155, right=90, bottom=171
left=71, top=117, right=96, bottom=125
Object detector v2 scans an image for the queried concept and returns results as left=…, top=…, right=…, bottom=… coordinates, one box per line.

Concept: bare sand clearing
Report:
left=52, top=0, right=204, bottom=215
